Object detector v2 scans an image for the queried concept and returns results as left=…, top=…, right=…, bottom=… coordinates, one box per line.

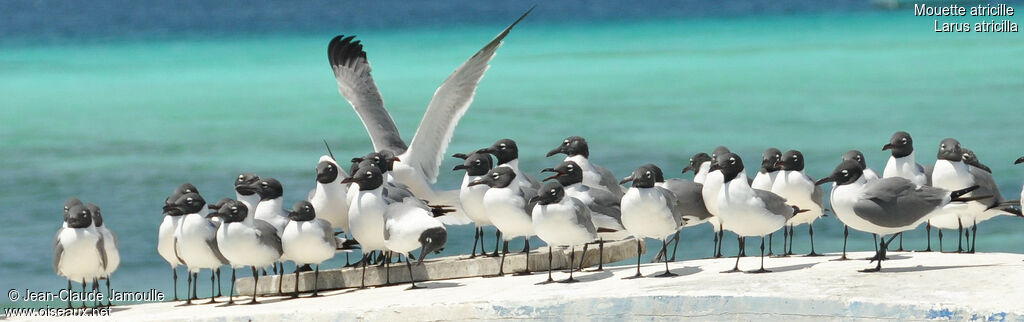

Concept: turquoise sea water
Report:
left=2, top=9, right=1023, bottom=306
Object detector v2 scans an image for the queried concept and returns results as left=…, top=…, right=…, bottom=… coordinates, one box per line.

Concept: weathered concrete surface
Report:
left=28, top=251, right=1024, bottom=321
left=237, top=238, right=645, bottom=296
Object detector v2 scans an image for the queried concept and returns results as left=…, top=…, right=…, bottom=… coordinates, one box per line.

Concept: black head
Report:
left=760, top=148, right=782, bottom=173
left=468, top=167, right=517, bottom=189
left=175, top=192, right=207, bottom=214
left=816, top=160, right=863, bottom=186
left=316, top=159, right=340, bottom=184
left=961, top=148, right=991, bottom=173
left=85, top=203, right=103, bottom=227
left=712, top=146, right=731, bottom=160
left=779, top=150, right=805, bottom=172
left=287, top=200, right=316, bottom=222
left=63, top=197, right=83, bottom=222
left=234, top=173, right=260, bottom=196
left=174, top=183, right=199, bottom=197
left=417, top=227, right=448, bottom=265
left=883, top=131, right=914, bottom=158
left=66, top=204, right=93, bottom=229
left=682, top=152, right=712, bottom=175
left=207, top=197, right=233, bottom=211
left=643, top=163, right=665, bottom=183
left=541, top=160, right=583, bottom=186
left=1015, top=156, right=1024, bottom=166
left=841, top=150, right=868, bottom=170
left=546, top=136, right=589, bottom=158
left=709, top=153, right=745, bottom=182
left=478, top=139, right=519, bottom=165
left=364, top=150, right=399, bottom=172
left=211, top=200, right=248, bottom=223
left=621, top=165, right=658, bottom=188
left=341, top=165, right=384, bottom=191
left=936, top=138, right=963, bottom=162
left=531, top=181, right=566, bottom=206
left=452, top=152, right=493, bottom=176
left=256, top=178, right=284, bottom=201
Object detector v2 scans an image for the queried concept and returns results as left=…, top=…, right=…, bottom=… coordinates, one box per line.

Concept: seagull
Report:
left=541, top=160, right=626, bottom=271
left=712, top=153, right=797, bottom=273
left=530, top=181, right=597, bottom=283
left=770, top=150, right=825, bottom=257
left=681, top=152, right=713, bottom=185
left=383, top=197, right=449, bottom=290
left=452, top=151, right=498, bottom=258
left=54, top=204, right=106, bottom=308
left=282, top=200, right=343, bottom=297
left=342, top=164, right=394, bottom=287
left=211, top=199, right=282, bottom=304
left=327, top=9, right=532, bottom=219
left=929, top=138, right=975, bottom=253
left=701, top=146, right=734, bottom=258
left=959, top=148, right=1023, bottom=252
left=62, top=197, right=83, bottom=227
left=85, top=203, right=118, bottom=307
left=469, top=166, right=538, bottom=276
left=750, top=148, right=782, bottom=255
left=648, top=163, right=712, bottom=262
left=881, top=131, right=932, bottom=251
left=817, top=160, right=984, bottom=272
left=619, top=164, right=684, bottom=278
left=309, top=143, right=351, bottom=234
left=159, top=183, right=192, bottom=301
left=545, top=136, right=623, bottom=195
left=478, top=138, right=541, bottom=189
left=172, top=192, right=227, bottom=304
left=834, top=150, right=881, bottom=260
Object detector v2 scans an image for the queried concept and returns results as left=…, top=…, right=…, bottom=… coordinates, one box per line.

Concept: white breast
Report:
left=216, top=222, right=280, bottom=268
left=57, top=228, right=106, bottom=282
left=460, top=174, right=492, bottom=227
left=693, top=162, right=711, bottom=184
left=254, top=198, right=289, bottom=235
left=751, top=171, right=778, bottom=191
left=717, top=177, right=787, bottom=237
left=175, top=213, right=224, bottom=272
left=620, top=188, right=677, bottom=240
left=385, top=206, right=445, bottom=255
left=157, top=215, right=183, bottom=267
left=483, top=187, right=534, bottom=239
left=702, top=171, right=725, bottom=215
left=565, top=155, right=603, bottom=190
left=282, top=220, right=335, bottom=265
left=770, top=170, right=823, bottom=226
left=348, top=189, right=388, bottom=252
left=532, top=200, right=595, bottom=247
left=883, top=154, right=927, bottom=186
left=310, top=180, right=350, bottom=230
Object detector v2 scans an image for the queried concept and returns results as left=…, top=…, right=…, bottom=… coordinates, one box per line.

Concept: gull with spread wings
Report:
left=327, top=8, right=534, bottom=224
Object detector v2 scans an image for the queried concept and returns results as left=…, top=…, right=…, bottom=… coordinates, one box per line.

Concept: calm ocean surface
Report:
left=2, top=1, right=1023, bottom=305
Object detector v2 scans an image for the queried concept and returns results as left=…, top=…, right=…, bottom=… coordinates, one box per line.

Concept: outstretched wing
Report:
left=399, top=8, right=533, bottom=183
left=328, top=35, right=408, bottom=154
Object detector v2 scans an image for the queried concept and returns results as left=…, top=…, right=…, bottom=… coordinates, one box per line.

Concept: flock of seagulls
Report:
left=50, top=7, right=1024, bottom=310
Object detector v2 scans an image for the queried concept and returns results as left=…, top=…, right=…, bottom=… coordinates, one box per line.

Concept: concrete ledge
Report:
left=237, top=238, right=645, bottom=296
left=39, top=251, right=1024, bottom=321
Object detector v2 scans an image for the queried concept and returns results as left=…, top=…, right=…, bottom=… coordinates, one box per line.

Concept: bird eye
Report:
left=238, top=175, right=244, bottom=180
left=841, top=169, right=848, bottom=175
left=365, top=171, right=372, bottom=177
left=901, top=138, right=908, bottom=143
left=475, top=160, right=481, bottom=164
left=644, top=171, right=651, bottom=177
left=688, top=158, right=693, bottom=162
left=567, top=164, right=574, bottom=169
left=550, top=189, right=556, bottom=194
left=775, top=154, right=781, bottom=158
left=492, top=174, right=499, bottom=179
left=855, top=156, right=862, bottom=161
left=261, top=182, right=268, bottom=186
left=186, top=197, right=193, bottom=202
left=563, top=140, right=569, bottom=145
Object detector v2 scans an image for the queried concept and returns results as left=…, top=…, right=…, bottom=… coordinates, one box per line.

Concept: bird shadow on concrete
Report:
left=879, top=263, right=996, bottom=273
left=765, top=262, right=818, bottom=273
left=569, top=270, right=614, bottom=283
left=416, top=282, right=463, bottom=289
left=656, top=266, right=702, bottom=278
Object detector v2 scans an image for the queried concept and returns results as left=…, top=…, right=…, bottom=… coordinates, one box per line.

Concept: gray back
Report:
left=753, top=189, right=795, bottom=220
left=854, top=177, right=946, bottom=228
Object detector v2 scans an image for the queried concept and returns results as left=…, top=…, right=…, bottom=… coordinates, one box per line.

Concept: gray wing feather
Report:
left=524, top=173, right=541, bottom=189
left=920, top=163, right=933, bottom=186
left=855, top=177, right=946, bottom=228
left=663, top=179, right=713, bottom=222
left=383, top=183, right=416, bottom=204
left=53, top=230, right=63, bottom=274
left=97, top=237, right=108, bottom=271
left=753, top=189, right=795, bottom=220
left=205, top=225, right=229, bottom=264
left=969, top=166, right=1003, bottom=205
left=811, top=183, right=825, bottom=210
left=253, top=219, right=284, bottom=256
left=570, top=198, right=598, bottom=234
left=315, top=219, right=338, bottom=248
left=655, top=187, right=684, bottom=226
left=327, top=35, right=408, bottom=154
left=521, top=186, right=539, bottom=214
left=585, top=186, right=622, bottom=222
left=172, top=236, right=186, bottom=267
left=594, top=165, right=624, bottom=196
left=401, top=9, right=532, bottom=183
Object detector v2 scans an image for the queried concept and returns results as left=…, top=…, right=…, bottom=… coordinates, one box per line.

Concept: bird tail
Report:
left=949, top=185, right=981, bottom=201
left=792, top=206, right=810, bottom=214
left=428, top=205, right=456, bottom=218
left=335, top=238, right=360, bottom=253
left=431, top=189, right=473, bottom=225
left=596, top=227, right=619, bottom=233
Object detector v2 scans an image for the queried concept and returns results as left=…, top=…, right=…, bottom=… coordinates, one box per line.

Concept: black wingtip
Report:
left=949, top=185, right=980, bottom=200
left=793, top=206, right=809, bottom=214
left=327, top=34, right=366, bottom=69
left=429, top=205, right=456, bottom=217
left=596, top=227, right=618, bottom=233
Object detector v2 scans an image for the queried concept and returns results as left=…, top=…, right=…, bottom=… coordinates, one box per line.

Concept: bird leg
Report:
left=470, top=228, right=481, bottom=258
left=970, top=219, right=978, bottom=253
left=780, top=226, right=789, bottom=257
left=514, top=239, right=531, bottom=276
left=806, top=224, right=822, bottom=256
left=957, top=218, right=964, bottom=253
left=491, top=230, right=502, bottom=257
left=537, top=246, right=554, bottom=284
left=924, top=222, right=933, bottom=252
left=897, top=232, right=904, bottom=251
left=561, top=246, right=581, bottom=283
left=670, top=231, right=681, bottom=262
left=248, top=267, right=259, bottom=304
left=716, top=229, right=724, bottom=258
left=766, top=233, right=775, bottom=256
left=360, top=254, right=369, bottom=289
left=655, top=239, right=677, bottom=277
left=405, top=256, right=423, bottom=290
left=184, top=272, right=192, bottom=304
left=207, top=270, right=217, bottom=304
left=786, top=226, right=795, bottom=256
left=172, top=268, right=178, bottom=301
left=712, top=228, right=720, bottom=258
left=227, top=268, right=235, bottom=305
left=623, top=239, right=644, bottom=279
left=861, top=235, right=897, bottom=272
left=748, top=236, right=770, bottom=273
left=938, top=229, right=944, bottom=252
left=312, top=265, right=321, bottom=297
left=106, top=276, right=112, bottom=307
left=66, top=279, right=73, bottom=309
left=722, top=236, right=743, bottom=273
left=833, top=225, right=850, bottom=261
